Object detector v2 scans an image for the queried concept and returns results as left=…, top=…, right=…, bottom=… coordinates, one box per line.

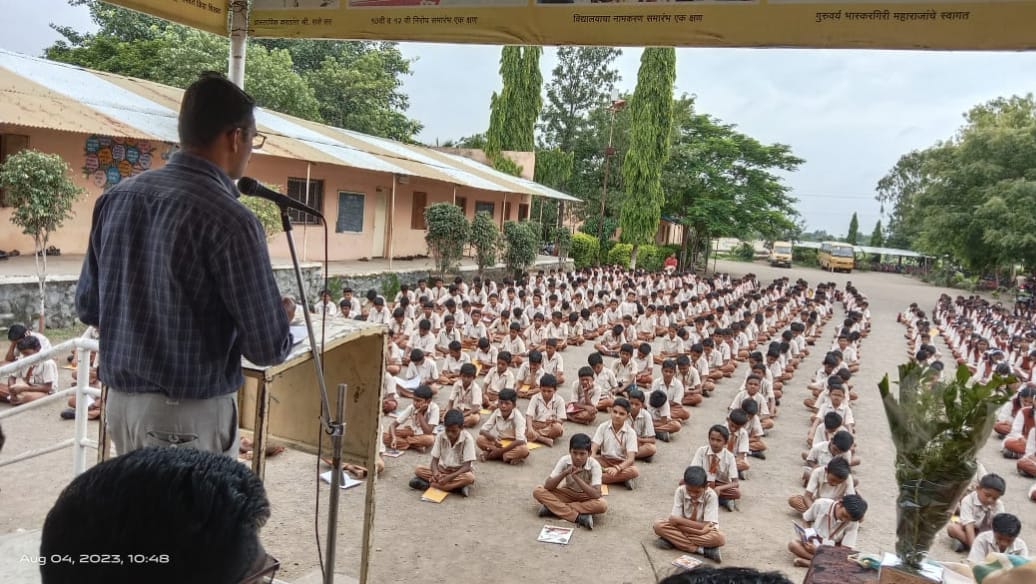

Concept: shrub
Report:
left=571, top=232, right=600, bottom=268
left=733, top=242, right=756, bottom=261
left=607, top=243, right=633, bottom=268
left=469, top=211, right=500, bottom=276
left=637, top=244, right=663, bottom=272
left=553, top=226, right=572, bottom=265
left=503, top=220, right=539, bottom=277
left=793, top=247, right=818, bottom=267
left=424, top=202, right=469, bottom=277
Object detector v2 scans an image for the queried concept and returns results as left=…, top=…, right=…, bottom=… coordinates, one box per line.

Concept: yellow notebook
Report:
left=421, top=487, right=449, bottom=503
left=500, top=439, right=543, bottom=450
left=520, top=384, right=532, bottom=393
left=601, top=485, right=609, bottom=496
left=480, top=408, right=492, bottom=415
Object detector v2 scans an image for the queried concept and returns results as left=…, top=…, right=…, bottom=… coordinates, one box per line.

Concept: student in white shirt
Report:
left=476, top=389, right=529, bottom=464
left=532, top=432, right=605, bottom=531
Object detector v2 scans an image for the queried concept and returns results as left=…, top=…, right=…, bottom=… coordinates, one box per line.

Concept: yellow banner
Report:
left=247, top=0, right=1036, bottom=50
left=105, top=0, right=228, bottom=35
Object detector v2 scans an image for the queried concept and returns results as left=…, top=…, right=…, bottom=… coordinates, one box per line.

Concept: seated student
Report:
left=382, top=368, right=399, bottom=415
left=589, top=352, right=620, bottom=411
left=1019, top=426, right=1036, bottom=477
left=385, top=339, right=404, bottom=376
left=733, top=398, right=766, bottom=458
left=648, top=389, right=682, bottom=442
left=446, top=363, right=483, bottom=428
left=787, top=494, right=868, bottom=567
left=0, top=336, right=57, bottom=405
left=488, top=309, right=512, bottom=343
left=726, top=409, right=751, bottom=476
left=690, top=344, right=716, bottom=396
left=533, top=433, right=606, bottom=531
left=591, top=397, right=640, bottom=490
left=583, top=306, right=604, bottom=341
left=611, top=343, right=638, bottom=396
left=526, top=373, right=567, bottom=447
left=947, top=473, right=1007, bottom=552
left=702, top=339, right=727, bottom=382
left=728, top=374, right=772, bottom=431
left=636, top=306, right=657, bottom=342
left=477, top=389, right=530, bottom=464
left=438, top=341, right=471, bottom=385
left=384, top=385, right=440, bottom=452
left=788, top=457, right=855, bottom=515
left=546, top=311, right=569, bottom=351
left=482, top=351, right=515, bottom=410
left=656, top=324, right=686, bottom=365
left=691, top=424, right=741, bottom=511
left=409, top=319, right=437, bottom=357
left=516, top=350, right=547, bottom=399
left=802, top=430, right=856, bottom=486
left=995, top=386, right=1033, bottom=439
left=472, top=337, right=498, bottom=376
left=1002, top=400, right=1034, bottom=459
left=542, top=338, right=566, bottom=385
left=568, top=366, right=603, bottom=425
left=462, top=309, right=488, bottom=350
left=627, top=388, right=658, bottom=461
left=387, top=307, right=414, bottom=351
left=653, top=465, right=725, bottom=562
left=967, top=513, right=1029, bottom=563
left=653, top=359, right=690, bottom=423
left=526, top=313, right=549, bottom=353
left=409, top=409, right=477, bottom=497
left=676, top=354, right=704, bottom=408
left=566, top=312, right=586, bottom=347
left=436, top=314, right=462, bottom=356
left=500, top=321, right=528, bottom=367
left=397, top=349, right=439, bottom=399
left=809, top=384, right=854, bottom=443
left=634, top=343, right=655, bottom=386
left=40, top=447, right=274, bottom=584
left=809, top=409, right=846, bottom=452
left=594, top=324, right=626, bottom=358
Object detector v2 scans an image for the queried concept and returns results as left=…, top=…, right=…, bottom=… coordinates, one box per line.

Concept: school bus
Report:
left=769, top=241, right=793, bottom=268
left=819, top=241, right=855, bottom=273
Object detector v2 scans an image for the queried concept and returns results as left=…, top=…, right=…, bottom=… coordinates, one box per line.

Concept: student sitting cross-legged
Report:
left=409, top=409, right=476, bottom=497
left=691, top=424, right=741, bottom=512
left=525, top=373, right=567, bottom=447
left=591, top=397, right=640, bottom=490
left=653, top=465, right=726, bottom=563
left=476, top=388, right=530, bottom=464
left=788, top=457, right=855, bottom=515
left=533, top=433, right=607, bottom=531
left=627, top=388, right=658, bottom=462
left=967, top=513, right=1029, bottom=564
left=787, top=494, right=868, bottom=567
left=446, top=363, right=483, bottom=428
left=383, top=384, right=439, bottom=452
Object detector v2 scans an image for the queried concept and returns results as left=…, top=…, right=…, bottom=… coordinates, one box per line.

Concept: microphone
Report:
left=237, top=177, right=324, bottom=219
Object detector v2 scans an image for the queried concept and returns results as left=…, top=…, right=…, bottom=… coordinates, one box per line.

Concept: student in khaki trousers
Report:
left=411, top=409, right=476, bottom=495
left=653, top=465, right=725, bottom=562
left=533, top=433, right=607, bottom=531
left=590, top=398, right=640, bottom=490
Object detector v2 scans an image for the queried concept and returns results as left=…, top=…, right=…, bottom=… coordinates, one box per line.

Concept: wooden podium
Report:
left=238, top=318, right=386, bottom=481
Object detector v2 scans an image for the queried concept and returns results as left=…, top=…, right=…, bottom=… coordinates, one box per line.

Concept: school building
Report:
left=0, top=50, right=578, bottom=262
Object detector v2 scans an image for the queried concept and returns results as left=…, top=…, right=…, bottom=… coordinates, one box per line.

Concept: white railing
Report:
left=0, top=337, right=102, bottom=476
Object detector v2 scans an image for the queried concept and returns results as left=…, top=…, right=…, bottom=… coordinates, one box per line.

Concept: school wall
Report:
left=0, top=126, right=171, bottom=256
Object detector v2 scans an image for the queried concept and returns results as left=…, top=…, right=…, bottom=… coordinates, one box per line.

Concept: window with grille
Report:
left=286, top=177, right=324, bottom=225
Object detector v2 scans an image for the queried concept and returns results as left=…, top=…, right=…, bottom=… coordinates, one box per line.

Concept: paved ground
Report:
left=2, top=259, right=1033, bottom=583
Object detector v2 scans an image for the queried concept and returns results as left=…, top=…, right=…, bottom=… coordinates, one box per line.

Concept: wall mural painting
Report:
left=82, top=135, right=164, bottom=189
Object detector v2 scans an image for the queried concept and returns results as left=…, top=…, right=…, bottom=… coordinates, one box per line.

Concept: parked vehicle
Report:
left=769, top=241, right=793, bottom=268
left=818, top=241, right=855, bottom=273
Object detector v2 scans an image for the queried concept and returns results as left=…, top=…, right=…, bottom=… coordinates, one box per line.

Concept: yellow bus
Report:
left=769, top=241, right=793, bottom=268
left=819, top=241, right=855, bottom=273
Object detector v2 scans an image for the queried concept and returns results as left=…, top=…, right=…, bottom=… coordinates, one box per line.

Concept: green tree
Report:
left=660, top=96, right=802, bottom=270
left=538, top=47, right=622, bottom=152
left=469, top=211, right=500, bottom=276
left=531, top=148, right=574, bottom=229
left=0, top=150, right=85, bottom=330
left=424, top=203, right=470, bottom=277
left=618, top=48, right=676, bottom=269
left=868, top=220, right=884, bottom=263
left=485, top=46, right=542, bottom=175
left=46, top=2, right=420, bottom=140
left=240, top=183, right=285, bottom=241
left=846, top=212, right=860, bottom=245
left=502, top=221, right=539, bottom=277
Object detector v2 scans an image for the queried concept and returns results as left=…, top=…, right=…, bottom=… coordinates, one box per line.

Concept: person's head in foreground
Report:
left=41, top=447, right=275, bottom=584
left=658, top=566, right=793, bottom=583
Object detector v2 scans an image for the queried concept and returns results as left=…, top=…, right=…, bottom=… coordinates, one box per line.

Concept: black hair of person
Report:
left=831, top=430, right=854, bottom=451
left=628, top=388, right=646, bottom=403
left=498, top=388, right=518, bottom=403
left=540, top=373, right=558, bottom=388
left=709, top=424, right=730, bottom=440
left=683, top=465, right=708, bottom=487
left=459, top=363, right=477, bottom=376
left=658, top=566, right=793, bottom=584
left=41, top=447, right=269, bottom=584
left=613, top=397, right=632, bottom=413
left=826, top=457, right=851, bottom=479
left=578, top=366, right=594, bottom=378
left=178, top=72, right=256, bottom=149
left=841, top=494, right=868, bottom=521
left=649, top=389, right=668, bottom=408
left=979, top=473, right=1007, bottom=494
left=991, top=513, right=1022, bottom=537
left=740, top=399, right=759, bottom=416
left=823, top=411, right=844, bottom=429
left=443, top=409, right=465, bottom=427
left=729, top=408, right=749, bottom=426
left=414, top=385, right=434, bottom=400
left=569, top=433, right=592, bottom=451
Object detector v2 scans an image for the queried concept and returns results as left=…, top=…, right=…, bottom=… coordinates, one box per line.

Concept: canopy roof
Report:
left=0, top=49, right=579, bottom=203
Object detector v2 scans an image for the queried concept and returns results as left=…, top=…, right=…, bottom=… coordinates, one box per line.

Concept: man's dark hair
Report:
left=659, top=566, right=793, bottom=584
left=41, top=447, right=269, bottom=584
left=178, top=72, right=256, bottom=149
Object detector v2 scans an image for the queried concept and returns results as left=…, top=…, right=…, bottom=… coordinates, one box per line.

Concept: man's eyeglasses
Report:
left=239, top=553, right=279, bottom=583
left=252, top=132, right=267, bottom=150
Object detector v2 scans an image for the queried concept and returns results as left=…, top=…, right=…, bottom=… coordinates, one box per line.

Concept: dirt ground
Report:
left=2, top=259, right=1034, bottom=583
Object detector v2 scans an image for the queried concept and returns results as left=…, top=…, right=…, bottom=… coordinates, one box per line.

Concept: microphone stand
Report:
left=277, top=206, right=344, bottom=584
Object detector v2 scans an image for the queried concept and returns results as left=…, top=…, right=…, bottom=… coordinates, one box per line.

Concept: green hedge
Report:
left=571, top=232, right=599, bottom=268
left=638, top=244, right=663, bottom=271
left=607, top=243, right=633, bottom=267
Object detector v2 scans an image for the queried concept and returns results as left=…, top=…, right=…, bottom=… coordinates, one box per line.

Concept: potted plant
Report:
left=878, top=362, right=1010, bottom=582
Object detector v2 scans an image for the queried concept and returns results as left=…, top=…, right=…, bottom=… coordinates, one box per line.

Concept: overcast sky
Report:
left=6, top=0, right=1036, bottom=236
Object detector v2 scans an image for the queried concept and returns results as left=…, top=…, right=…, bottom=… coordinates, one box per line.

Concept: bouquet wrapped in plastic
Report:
left=878, top=362, right=1010, bottom=572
